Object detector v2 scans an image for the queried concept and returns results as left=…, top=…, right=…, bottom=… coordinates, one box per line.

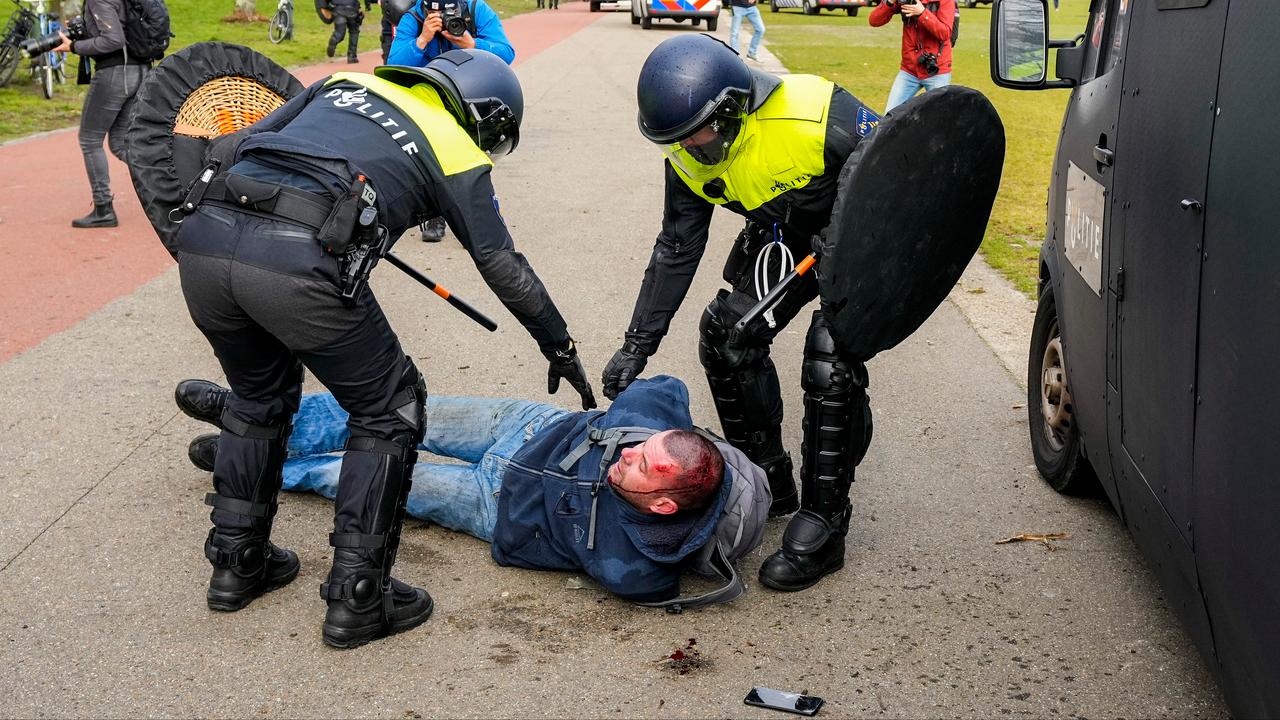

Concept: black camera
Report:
left=426, top=0, right=470, bottom=36
left=21, top=15, right=85, bottom=58
left=920, top=51, right=939, bottom=76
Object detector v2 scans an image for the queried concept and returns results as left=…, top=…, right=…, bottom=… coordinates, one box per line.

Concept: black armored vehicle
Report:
left=990, top=0, right=1278, bottom=716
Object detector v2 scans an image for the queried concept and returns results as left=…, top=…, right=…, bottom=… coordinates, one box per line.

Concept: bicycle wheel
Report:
left=0, top=44, right=19, bottom=87
left=268, top=7, right=288, bottom=43
left=39, top=54, right=54, bottom=98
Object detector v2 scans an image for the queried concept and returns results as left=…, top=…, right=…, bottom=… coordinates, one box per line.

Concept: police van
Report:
left=990, top=1, right=1277, bottom=716
left=631, top=0, right=722, bottom=30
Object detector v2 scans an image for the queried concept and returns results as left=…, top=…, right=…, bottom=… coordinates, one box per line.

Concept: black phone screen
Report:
left=744, top=687, right=825, bottom=716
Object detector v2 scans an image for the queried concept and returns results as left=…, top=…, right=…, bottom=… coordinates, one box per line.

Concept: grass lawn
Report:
left=763, top=0, right=1091, bottom=295
left=0, top=0, right=541, bottom=143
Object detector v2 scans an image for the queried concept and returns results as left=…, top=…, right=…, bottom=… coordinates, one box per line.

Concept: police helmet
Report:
left=381, top=0, right=416, bottom=26
left=376, top=49, right=523, bottom=156
left=637, top=34, right=778, bottom=182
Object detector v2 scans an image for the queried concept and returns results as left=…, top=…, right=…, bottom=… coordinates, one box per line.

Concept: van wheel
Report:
left=706, top=15, right=717, bottom=30
left=631, top=12, right=640, bottom=23
left=771, top=1, right=779, bottom=11
left=846, top=6, right=857, bottom=15
left=802, top=0, right=818, bottom=14
left=641, top=15, right=652, bottom=27
left=965, top=0, right=977, bottom=6
left=1027, top=285, right=1097, bottom=494
left=590, top=1, right=600, bottom=10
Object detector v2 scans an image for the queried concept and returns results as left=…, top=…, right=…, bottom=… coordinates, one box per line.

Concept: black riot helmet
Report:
left=381, top=0, right=416, bottom=26
left=376, top=49, right=523, bottom=156
left=636, top=34, right=780, bottom=181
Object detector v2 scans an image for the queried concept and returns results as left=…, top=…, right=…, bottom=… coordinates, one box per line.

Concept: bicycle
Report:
left=268, top=0, right=294, bottom=44
left=27, top=0, right=66, bottom=99
left=0, top=0, right=37, bottom=87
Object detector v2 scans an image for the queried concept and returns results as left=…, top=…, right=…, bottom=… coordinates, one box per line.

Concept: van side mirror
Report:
left=990, top=0, right=1049, bottom=88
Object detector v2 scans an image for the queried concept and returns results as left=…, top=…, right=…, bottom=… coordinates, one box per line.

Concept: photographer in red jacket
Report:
left=870, top=0, right=955, bottom=113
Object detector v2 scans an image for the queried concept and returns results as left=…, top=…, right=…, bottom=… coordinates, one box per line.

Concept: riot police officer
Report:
left=175, top=49, right=596, bottom=648
left=602, top=34, right=879, bottom=592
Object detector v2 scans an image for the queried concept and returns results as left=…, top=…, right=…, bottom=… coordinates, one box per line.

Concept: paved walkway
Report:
left=0, top=5, right=1226, bottom=718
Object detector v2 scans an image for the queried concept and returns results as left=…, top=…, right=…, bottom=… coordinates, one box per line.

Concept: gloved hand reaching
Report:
left=601, top=340, right=652, bottom=400
left=545, top=340, right=597, bottom=410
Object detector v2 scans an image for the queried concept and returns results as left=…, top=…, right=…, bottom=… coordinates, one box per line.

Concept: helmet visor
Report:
left=661, top=111, right=745, bottom=183
left=469, top=98, right=519, bottom=157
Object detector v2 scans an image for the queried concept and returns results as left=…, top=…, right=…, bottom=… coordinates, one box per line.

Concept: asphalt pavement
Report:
left=0, top=4, right=1228, bottom=717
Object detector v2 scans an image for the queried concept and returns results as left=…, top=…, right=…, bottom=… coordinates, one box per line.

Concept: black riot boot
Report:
left=321, top=366, right=432, bottom=649
left=700, top=292, right=799, bottom=517
left=204, top=410, right=299, bottom=611
left=71, top=201, right=118, bottom=228
left=321, top=435, right=433, bottom=648
left=175, top=379, right=230, bottom=428
left=760, top=310, right=872, bottom=591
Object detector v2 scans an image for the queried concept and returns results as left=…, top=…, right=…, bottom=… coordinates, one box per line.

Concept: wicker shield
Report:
left=128, top=42, right=305, bottom=254
left=816, top=85, right=1005, bottom=360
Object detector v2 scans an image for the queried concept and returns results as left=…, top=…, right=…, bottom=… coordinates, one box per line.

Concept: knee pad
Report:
left=388, top=358, right=427, bottom=447
left=699, top=289, right=769, bottom=374
left=801, top=310, right=868, bottom=398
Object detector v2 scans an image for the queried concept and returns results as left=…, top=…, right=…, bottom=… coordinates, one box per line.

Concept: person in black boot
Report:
left=602, top=35, right=882, bottom=591
left=170, top=50, right=595, bottom=647
left=419, top=215, right=446, bottom=242
left=54, top=0, right=153, bottom=228
left=328, top=0, right=364, bottom=63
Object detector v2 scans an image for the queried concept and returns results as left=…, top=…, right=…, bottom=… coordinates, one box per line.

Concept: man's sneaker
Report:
left=419, top=216, right=446, bottom=242
left=747, top=53, right=759, bottom=62
left=188, top=433, right=219, bottom=472
left=175, top=379, right=230, bottom=428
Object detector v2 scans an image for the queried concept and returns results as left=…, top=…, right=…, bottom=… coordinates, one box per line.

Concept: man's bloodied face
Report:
left=605, top=431, right=684, bottom=513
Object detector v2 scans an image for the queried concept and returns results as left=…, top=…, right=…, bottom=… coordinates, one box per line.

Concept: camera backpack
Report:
left=123, top=0, right=172, bottom=62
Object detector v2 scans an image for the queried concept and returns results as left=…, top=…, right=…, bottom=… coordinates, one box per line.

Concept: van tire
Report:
left=641, top=15, right=652, bottom=27
left=631, top=12, right=640, bottom=23
left=846, top=6, right=857, bottom=15
left=1027, top=285, right=1097, bottom=494
left=590, top=1, right=600, bottom=10
left=706, top=15, right=717, bottom=30
left=771, top=1, right=779, bottom=11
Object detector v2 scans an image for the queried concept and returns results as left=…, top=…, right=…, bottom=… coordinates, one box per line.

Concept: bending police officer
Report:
left=602, top=34, right=879, bottom=592
left=174, top=49, right=596, bottom=649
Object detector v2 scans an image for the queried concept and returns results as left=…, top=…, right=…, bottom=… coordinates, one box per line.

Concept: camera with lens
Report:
left=919, top=51, right=940, bottom=76
left=21, top=15, right=85, bottom=58
left=424, top=0, right=471, bottom=37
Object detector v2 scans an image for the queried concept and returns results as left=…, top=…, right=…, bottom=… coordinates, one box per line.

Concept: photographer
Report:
left=869, top=0, right=955, bottom=113
left=53, top=0, right=152, bottom=228
left=387, top=0, right=513, bottom=241
left=387, top=0, right=513, bottom=66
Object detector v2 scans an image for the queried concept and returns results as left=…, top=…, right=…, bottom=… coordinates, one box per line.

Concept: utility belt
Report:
left=178, top=164, right=389, bottom=304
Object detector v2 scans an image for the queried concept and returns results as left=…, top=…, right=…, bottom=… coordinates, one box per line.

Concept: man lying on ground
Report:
left=178, top=375, right=770, bottom=606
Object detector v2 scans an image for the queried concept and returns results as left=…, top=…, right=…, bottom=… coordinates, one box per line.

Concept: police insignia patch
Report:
left=855, top=106, right=879, bottom=137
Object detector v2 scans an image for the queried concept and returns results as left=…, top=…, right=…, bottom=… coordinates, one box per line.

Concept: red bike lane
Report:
left=0, top=2, right=605, bottom=364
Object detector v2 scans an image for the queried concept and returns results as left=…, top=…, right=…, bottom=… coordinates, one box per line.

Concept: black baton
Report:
left=383, top=252, right=498, bottom=332
left=733, top=253, right=819, bottom=335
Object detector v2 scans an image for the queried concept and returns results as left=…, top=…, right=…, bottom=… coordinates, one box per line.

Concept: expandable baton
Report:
left=383, top=252, right=499, bottom=332
left=733, top=253, right=819, bottom=335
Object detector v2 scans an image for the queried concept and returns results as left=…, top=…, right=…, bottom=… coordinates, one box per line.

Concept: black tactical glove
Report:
left=544, top=340, right=597, bottom=410
left=602, top=339, right=654, bottom=401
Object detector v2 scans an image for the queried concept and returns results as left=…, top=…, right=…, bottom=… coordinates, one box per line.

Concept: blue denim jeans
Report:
left=884, top=69, right=952, bottom=113
left=729, top=5, right=765, bottom=59
left=282, top=393, right=569, bottom=542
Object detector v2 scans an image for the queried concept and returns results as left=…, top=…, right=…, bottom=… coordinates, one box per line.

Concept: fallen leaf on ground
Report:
left=995, top=532, right=1069, bottom=550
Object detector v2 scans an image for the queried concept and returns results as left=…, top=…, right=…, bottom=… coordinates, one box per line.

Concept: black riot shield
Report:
left=316, top=0, right=336, bottom=23
left=816, top=85, right=1005, bottom=360
left=127, top=42, right=305, bottom=255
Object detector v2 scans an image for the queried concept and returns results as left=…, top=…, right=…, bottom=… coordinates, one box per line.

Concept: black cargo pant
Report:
left=176, top=204, right=415, bottom=534
left=329, top=5, right=364, bottom=59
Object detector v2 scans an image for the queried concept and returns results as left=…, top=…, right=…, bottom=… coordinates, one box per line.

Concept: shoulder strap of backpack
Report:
left=635, top=539, right=745, bottom=613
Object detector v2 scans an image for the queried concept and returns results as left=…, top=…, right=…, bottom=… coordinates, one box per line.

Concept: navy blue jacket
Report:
left=491, top=376, right=731, bottom=602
